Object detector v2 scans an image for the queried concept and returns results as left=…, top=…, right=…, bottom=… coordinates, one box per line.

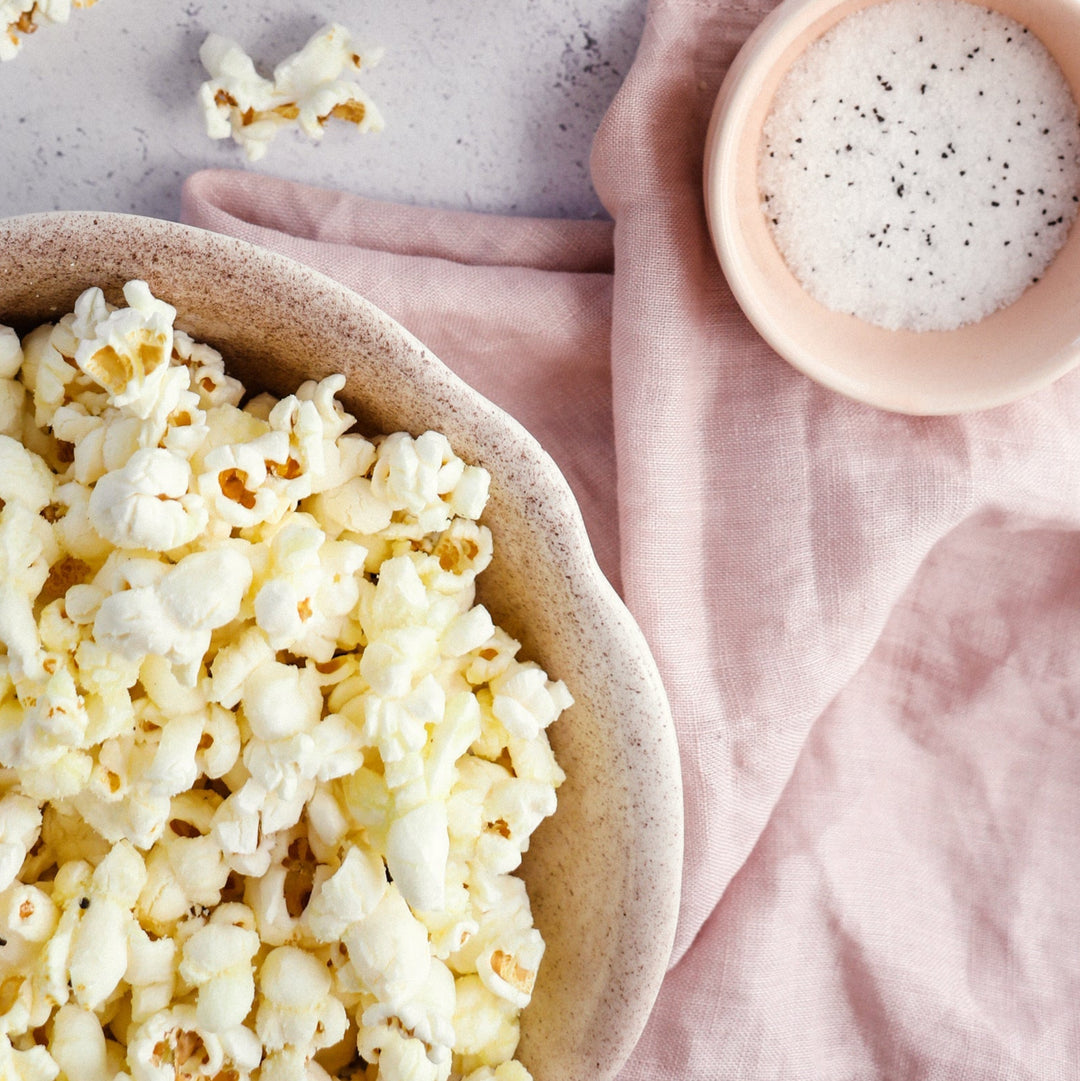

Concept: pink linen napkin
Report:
left=182, top=0, right=1080, bottom=1076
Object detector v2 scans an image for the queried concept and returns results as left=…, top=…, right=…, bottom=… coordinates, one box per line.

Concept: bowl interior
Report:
left=0, top=212, right=684, bottom=1080
left=704, top=0, right=1080, bottom=414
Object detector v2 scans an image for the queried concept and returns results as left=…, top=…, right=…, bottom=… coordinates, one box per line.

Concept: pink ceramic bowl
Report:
left=704, top=0, right=1080, bottom=414
left=0, top=211, right=684, bottom=1080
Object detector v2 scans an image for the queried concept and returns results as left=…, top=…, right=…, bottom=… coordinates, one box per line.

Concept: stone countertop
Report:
left=0, top=0, right=647, bottom=223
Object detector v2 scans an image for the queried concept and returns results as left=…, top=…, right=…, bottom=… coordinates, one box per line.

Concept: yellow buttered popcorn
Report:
left=0, top=282, right=569, bottom=1080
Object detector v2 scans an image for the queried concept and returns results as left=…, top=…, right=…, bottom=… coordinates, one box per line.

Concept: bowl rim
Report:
left=0, top=209, right=685, bottom=1080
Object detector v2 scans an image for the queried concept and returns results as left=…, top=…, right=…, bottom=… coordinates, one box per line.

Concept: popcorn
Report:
left=173, top=331, right=244, bottom=410
left=240, top=658, right=322, bottom=743
left=195, top=703, right=242, bottom=780
left=371, top=431, right=486, bottom=536
left=464, top=1063, right=533, bottom=1081
left=0, top=881, right=58, bottom=949
left=0, top=793, right=42, bottom=891
left=67, top=841, right=146, bottom=1010
left=1, top=0, right=97, bottom=63
left=360, top=955, right=457, bottom=1065
left=255, top=945, right=347, bottom=1053
left=92, top=546, right=253, bottom=685
left=136, top=809, right=230, bottom=936
left=198, top=23, right=384, bottom=161
left=356, top=1023, right=448, bottom=1081
left=0, top=434, right=56, bottom=512
left=490, top=663, right=573, bottom=743
left=178, top=910, right=260, bottom=1032
left=49, top=1003, right=111, bottom=1081
left=0, top=498, right=59, bottom=680
left=125, top=1003, right=259, bottom=1081
left=299, top=842, right=386, bottom=942
left=0, top=377, right=25, bottom=440
left=0, top=325, right=22, bottom=377
left=88, top=448, right=207, bottom=551
left=125, top=922, right=177, bottom=1024
left=0, top=1033, right=58, bottom=1081
left=71, top=282, right=175, bottom=415
left=452, top=975, right=521, bottom=1074
left=197, top=436, right=293, bottom=529
left=251, top=515, right=366, bottom=662
left=259, top=1047, right=336, bottom=1081
left=0, top=283, right=569, bottom=1080
left=19, top=324, right=77, bottom=430
left=476, top=927, right=546, bottom=1009
left=344, top=885, right=434, bottom=1011
left=386, top=799, right=450, bottom=912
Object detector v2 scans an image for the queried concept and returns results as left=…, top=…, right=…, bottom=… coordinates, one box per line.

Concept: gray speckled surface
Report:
left=0, top=0, right=646, bottom=221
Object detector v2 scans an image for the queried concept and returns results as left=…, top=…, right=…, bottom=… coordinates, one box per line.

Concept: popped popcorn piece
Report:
left=0, top=434, right=56, bottom=512
left=1, top=0, right=97, bottom=63
left=208, top=625, right=275, bottom=709
left=299, top=841, right=386, bottom=943
left=92, top=546, right=252, bottom=684
left=49, top=1003, right=110, bottom=1081
left=476, top=926, right=546, bottom=1009
left=67, top=841, right=146, bottom=1010
left=464, top=1063, right=534, bottom=1081
left=259, top=1047, right=336, bottom=1081
left=0, top=489, right=59, bottom=681
left=0, top=325, right=22, bottom=377
left=252, top=515, right=366, bottom=662
left=0, top=376, right=25, bottom=440
left=360, top=954, right=457, bottom=1065
left=173, top=331, right=244, bottom=410
left=273, top=25, right=383, bottom=139
left=372, top=430, right=489, bottom=536
left=125, top=1003, right=259, bottom=1081
left=125, top=922, right=177, bottom=1024
left=386, top=799, right=450, bottom=913
left=356, top=1023, right=447, bottom=1081
left=0, top=793, right=41, bottom=891
left=177, top=910, right=260, bottom=1032
left=344, top=885, right=433, bottom=1010
left=240, top=657, right=322, bottom=743
left=452, top=974, right=521, bottom=1075
left=71, top=282, right=175, bottom=415
left=198, top=23, right=384, bottom=161
left=19, top=323, right=77, bottom=430
left=0, top=282, right=568, bottom=1081
left=0, top=1032, right=57, bottom=1081
left=0, top=881, right=58, bottom=950
left=197, top=434, right=294, bottom=529
left=136, top=808, right=230, bottom=936
left=255, top=944, right=347, bottom=1053
left=88, top=447, right=207, bottom=551
left=490, top=663, right=574, bottom=743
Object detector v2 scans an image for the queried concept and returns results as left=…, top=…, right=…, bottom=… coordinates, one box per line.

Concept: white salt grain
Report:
left=758, top=0, right=1080, bottom=331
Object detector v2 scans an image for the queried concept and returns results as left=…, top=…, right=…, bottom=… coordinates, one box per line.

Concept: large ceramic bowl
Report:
left=704, top=0, right=1080, bottom=415
left=0, top=211, right=683, bottom=1080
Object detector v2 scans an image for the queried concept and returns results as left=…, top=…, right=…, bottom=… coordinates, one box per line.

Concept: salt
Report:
left=758, top=0, right=1080, bottom=331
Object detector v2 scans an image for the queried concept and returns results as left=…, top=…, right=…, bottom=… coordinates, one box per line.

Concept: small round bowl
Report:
left=0, top=211, right=684, bottom=1080
left=704, top=0, right=1080, bottom=415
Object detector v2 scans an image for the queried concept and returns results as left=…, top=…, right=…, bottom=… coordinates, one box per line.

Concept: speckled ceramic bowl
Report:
left=704, top=0, right=1080, bottom=414
left=0, top=211, right=683, bottom=1079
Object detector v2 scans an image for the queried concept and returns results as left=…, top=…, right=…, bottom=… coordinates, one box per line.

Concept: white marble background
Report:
left=0, top=0, right=647, bottom=223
